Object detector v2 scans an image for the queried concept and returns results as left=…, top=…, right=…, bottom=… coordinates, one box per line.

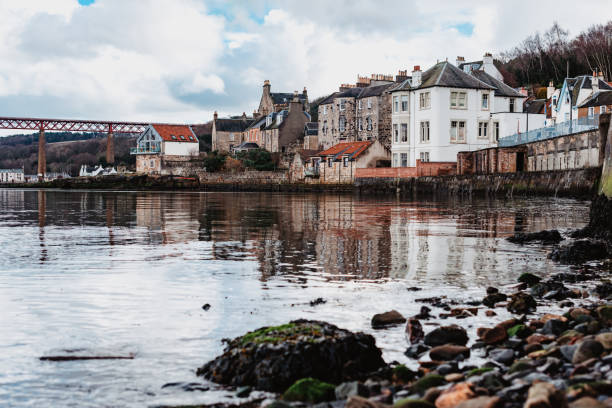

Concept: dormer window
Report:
left=189, top=136, right=194, bottom=141
left=339, top=99, right=346, bottom=111
left=171, top=135, right=177, bottom=140
left=180, top=135, right=186, bottom=140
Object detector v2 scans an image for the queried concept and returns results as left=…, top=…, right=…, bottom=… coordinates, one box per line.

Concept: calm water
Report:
left=0, top=189, right=591, bottom=407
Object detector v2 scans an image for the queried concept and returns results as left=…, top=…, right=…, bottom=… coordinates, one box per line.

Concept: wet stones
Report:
left=405, top=318, right=424, bottom=344
left=507, top=229, right=563, bottom=245
left=423, top=325, right=468, bottom=347
left=371, top=310, right=406, bottom=329
left=518, top=272, right=542, bottom=286
left=197, top=320, right=386, bottom=392
left=429, top=345, right=470, bottom=361
left=572, top=339, right=604, bottom=364
left=507, top=292, right=537, bottom=314
left=523, top=382, right=567, bottom=408
left=482, top=292, right=507, bottom=308
left=549, top=239, right=609, bottom=264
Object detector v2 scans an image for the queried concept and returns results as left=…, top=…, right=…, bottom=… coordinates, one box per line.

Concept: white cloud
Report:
left=0, top=0, right=610, bottom=125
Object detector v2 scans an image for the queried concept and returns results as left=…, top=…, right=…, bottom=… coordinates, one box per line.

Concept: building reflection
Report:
left=0, top=190, right=590, bottom=285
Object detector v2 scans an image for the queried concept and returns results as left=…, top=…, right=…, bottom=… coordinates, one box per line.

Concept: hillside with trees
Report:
left=499, top=20, right=612, bottom=88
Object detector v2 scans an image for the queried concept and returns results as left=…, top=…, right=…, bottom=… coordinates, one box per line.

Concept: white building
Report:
left=79, top=165, right=118, bottom=177
left=555, top=73, right=612, bottom=123
left=0, top=168, right=25, bottom=183
left=132, top=124, right=199, bottom=174
left=390, top=61, right=544, bottom=168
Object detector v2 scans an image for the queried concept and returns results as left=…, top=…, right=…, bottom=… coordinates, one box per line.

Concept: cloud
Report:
left=0, top=0, right=610, bottom=127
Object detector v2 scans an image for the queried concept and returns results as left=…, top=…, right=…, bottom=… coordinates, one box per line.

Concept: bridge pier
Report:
left=106, top=129, right=114, bottom=164
left=37, top=128, right=46, bottom=181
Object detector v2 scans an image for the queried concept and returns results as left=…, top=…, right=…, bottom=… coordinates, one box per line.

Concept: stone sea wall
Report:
left=356, top=167, right=602, bottom=198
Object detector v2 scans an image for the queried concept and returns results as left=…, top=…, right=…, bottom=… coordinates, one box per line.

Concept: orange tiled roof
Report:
left=317, top=141, right=372, bottom=159
left=152, top=124, right=198, bottom=143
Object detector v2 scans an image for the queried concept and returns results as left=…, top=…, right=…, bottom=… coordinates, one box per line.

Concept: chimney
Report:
left=263, top=79, right=271, bottom=95
left=242, top=112, right=247, bottom=120
left=396, top=70, right=408, bottom=82
left=412, top=65, right=422, bottom=87
left=593, top=70, right=600, bottom=93
left=289, top=92, right=301, bottom=112
left=302, top=87, right=308, bottom=98
left=547, top=81, right=555, bottom=99
left=483, top=52, right=493, bottom=67
left=456, top=56, right=465, bottom=67
left=213, top=111, right=218, bottom=121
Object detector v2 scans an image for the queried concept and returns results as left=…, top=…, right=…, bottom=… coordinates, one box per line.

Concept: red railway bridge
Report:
left=0, top=117, right=149, bottom=180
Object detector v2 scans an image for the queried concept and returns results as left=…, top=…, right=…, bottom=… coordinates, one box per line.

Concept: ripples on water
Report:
left=0, top=189, right=590, bottom=407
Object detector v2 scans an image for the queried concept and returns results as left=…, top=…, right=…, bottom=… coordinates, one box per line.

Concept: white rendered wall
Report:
left=163, top=142, right=199, bottom=156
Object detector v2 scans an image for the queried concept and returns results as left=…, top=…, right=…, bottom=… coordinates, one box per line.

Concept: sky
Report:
left=0, top=0, right=610, bottom=126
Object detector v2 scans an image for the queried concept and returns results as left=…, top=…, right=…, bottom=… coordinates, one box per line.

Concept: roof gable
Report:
left=469, top=70, right=524, bottom=98
left=577, top=90, right=612, bottom=108
left=419, top=62, right=494, bottom=90
left=152, top=124, right=198, bottom=143
left=317, top=141, right=373, bottom=160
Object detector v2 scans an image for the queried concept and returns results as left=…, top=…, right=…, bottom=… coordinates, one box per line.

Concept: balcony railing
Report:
left=130, top=145, right=161, bottom=155
left=498, top=114, right=600, bottom=147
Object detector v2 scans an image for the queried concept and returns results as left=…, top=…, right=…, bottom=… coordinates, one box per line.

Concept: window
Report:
left=343, top=157, right=349, bottom=167
left=180, top=135, right=186, bottom=140
left=401, top=123, right=408, bottom=142
left=494, top=122, right=500, bottom=142
left=420, top=152, right=430, bottom=162
left=358, top=117, right=363, bottom=131
left=339, top=99, right=345, bottom=111
left=450, top=92, right=467, bottom=109
left=229, top=133, right=234, bottom=141
left=393, top=153, right=399, bottom=167
left=393, top=96, right=399, bottom=113
left=366, top=116, right=373, bottom=130
left=328, top=159, right=333, bottom=167
left=393, top=124, right=399, bottom=143
left=420, top=121, right=430, bottom=142
left=150, top=160, right=154, bottom=167
left=478, top=122, right=488, bottom=138
left=189, top=136, right=194, bottom=141
left=401, top=95, right=409, bottom=111
left=419, top=92, right=430, bottom=109
left=339, top=117, right=346, bottom=132
left=602, top=106, right=607, bottom=114
left=171, top=135, right=177, bottom=140
left=322, top=105, right=327, bottom=115
left=367, top=99, right=372, bottom=109
left=323, top=120, right=328, bottom=134
left=481, top=93, right=489, bottom=110
left=401, top=153, right=408, bottom=167
left=358, top=100, right=362, bottom=110
left=450, top=120, right=466, bottom=143
left=509, top=98, right=515, bottom=112
left=588, top=107, right=595, bottom=117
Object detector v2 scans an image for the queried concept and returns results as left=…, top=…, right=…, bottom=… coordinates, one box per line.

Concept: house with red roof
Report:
left=132, top=124, right=199, bottom=174
left=307, top=140, right=390, bottom=183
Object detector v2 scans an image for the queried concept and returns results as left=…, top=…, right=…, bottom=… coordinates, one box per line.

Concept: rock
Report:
left=489, top=348, right=514, bottom=365
left=486, top=287, right=499, bottom=295
left=507, top=324, right=531, bottom=338
left=372, top=310, right=407, bottom=329
left=202, top=303, right=211, bottom=311
left=445, top=373, right=464, bottom=382
left=282, top=378, right=336, bottom=403
left=478, top=371, right=507, bottom=391
left=572, top=339, right=604, bottom=364
left=560, top=345, right=578, bottom=362
left=597, top=305, right=612, bottom=326
left=526, top=334, right=555, bottom=344
left=524, top=382, right=568, bottom=408
left=198, top=320, right=386, bottom=392
left=485, top=310, right=497, bottom=317
left=345, top=396, right=391, bottom=408
left=406, top=319, right=424, bottom=344
left=434, top=382, right=474, bottom=408
left=596, top=332, right=612, bottom=350
left=596, top=283, right=612, bottom=299
left=569, top=397, right=606, bottom=408
left=335, top=381, right=369, bottom=400
left=236, top=385, right=251, bottom=397
left=507, top=292, right=537, bottom=314
left=479, top=326, right=507, bottom=345
left=569, top=308, right=591, bottom=320
left=482, top=293, right=507, bottom=308
left=263, top=401, right=293, bottom=408
left=507, top=230, right=563, bottom=245
left=405, top=343, right=430, bottom=359
left=411, top=374, right=446, bottom=394
left=161, top=381, right=209, bottom=392
left=310, top=298, right=327, bottom=306
left=549, top=239, right=608, bottom=264
left=414, top=306, right=433, bottom=320
left=424, top=325, right=468, bottom=347
left=393, top=365, right=416, bottom=383
left=542, top=319, right=567, bottom=336
left=423, top=388, right=443, bottom=404
left=518, top=273, right=543, bottom=286
left=455, top=396, right=501, bottom=408
left=429, top=345, right=470, bottom=361
left=508, top=360, right=534, bottom=374
left=394, top=399, right=435, bottom=408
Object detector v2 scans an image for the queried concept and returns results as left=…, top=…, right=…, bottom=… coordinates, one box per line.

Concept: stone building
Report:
left=303, top=122, right=318, bottom=150
left=355, top=84, right=393, bottom=147
left=317, top=87, right=361, bottom=149
left=132, top=124, right=199, bottom=174
left=577, top=90, right=612, bottom=118
left=259, top=95, right=311, bottom=153
left=211, top=113, right=251, bottom=152
left=256, top=80, right=309, bottom=117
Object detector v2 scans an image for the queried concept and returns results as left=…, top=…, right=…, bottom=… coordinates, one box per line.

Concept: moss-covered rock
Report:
left=282, top=378, right=335, bottom=403
left=197, top=319, right=386, bottom=392
left=466, top=366, right=494, bottom=377
left=411, top=374, right=446, bottom=394
left=393, top=364, right=416, bottom=383
left=507, top=324, right=531, bottom=338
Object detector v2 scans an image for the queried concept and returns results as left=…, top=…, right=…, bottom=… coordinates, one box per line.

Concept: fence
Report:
left=498, top=114, right=600, bottom=147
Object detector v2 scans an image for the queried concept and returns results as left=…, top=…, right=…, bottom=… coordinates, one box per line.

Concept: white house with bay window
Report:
left=390, top=60, right=544, bottom=168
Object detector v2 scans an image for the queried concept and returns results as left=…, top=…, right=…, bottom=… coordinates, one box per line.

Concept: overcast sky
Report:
left=0, top=0, right=610, bottom=126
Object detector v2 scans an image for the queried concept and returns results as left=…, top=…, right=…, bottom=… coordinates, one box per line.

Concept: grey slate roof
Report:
left=418, top=62, right=494, bottom=90
left=470, top=70, right=524, bottom=98
left=577, top=90, right=612, bottom=108
left=524, top=99, right=546, bottom=114
left=271, top=93, right=307, bottom=105
left=357, top=83, right=394, bottom=98
left=215, top=118, right=250, bottom=132
left=569, top=76, right=612, bottom=105
left=304, top=122, right=318, bottom=136
left=234, top=142, right=260, bottom=151
left=319, top=87, right=363, bottom=105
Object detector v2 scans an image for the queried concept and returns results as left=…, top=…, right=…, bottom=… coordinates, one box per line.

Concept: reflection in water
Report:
left=0, top=189, right=590, bottom=408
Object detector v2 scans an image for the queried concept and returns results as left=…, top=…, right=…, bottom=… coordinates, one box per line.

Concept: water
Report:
left=0, top=189, right=590, bottom=407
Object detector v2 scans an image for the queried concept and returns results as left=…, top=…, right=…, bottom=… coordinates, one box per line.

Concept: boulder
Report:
left=406, top=318, right=424, bottom=344
left=518, top=273, right=542, bottom=286
left=482, top=293, right=507, bottom=308
left=394, top=399, right=435, bottom=408
left=335, top=381, right=369, bottom=400
left=479, top=326, right=507, bottom=345
left=507, top=292, right=537, bottom=314
left=596, top=332, right=612, bottom=350
left=568, top=397, right=606, bottom=408
left=572, top=339, right=604, bottom=364
left=434, top=382, right=474, bottom=408
left=507, top=230, right=563, bottom=245
left=455, top=396, right=501, bottom=408
left=424, top=325, right=468, bottom=347
left=429, top=345, right=470, bottom=361
left=549, top=239, right=608, bottom=264
left=489, top=348, right=514, bottom=365
left=197, top=320, right=386, bottom=392
left=282, top=378, right=335, bottom=403
left=524, top=382, right=567, bottom=408
left=372, top=310, right=407, bottom=329
left=411, top=374, right=446, bottom=394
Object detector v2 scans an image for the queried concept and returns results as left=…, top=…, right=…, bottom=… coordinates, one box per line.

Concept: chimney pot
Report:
left=413, top=65, right=421, bottom=71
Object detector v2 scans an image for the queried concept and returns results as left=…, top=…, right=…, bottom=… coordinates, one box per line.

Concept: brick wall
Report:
left=355, top=167, right=417, bottom=178
left=416, top=161, right=457, bottom=176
